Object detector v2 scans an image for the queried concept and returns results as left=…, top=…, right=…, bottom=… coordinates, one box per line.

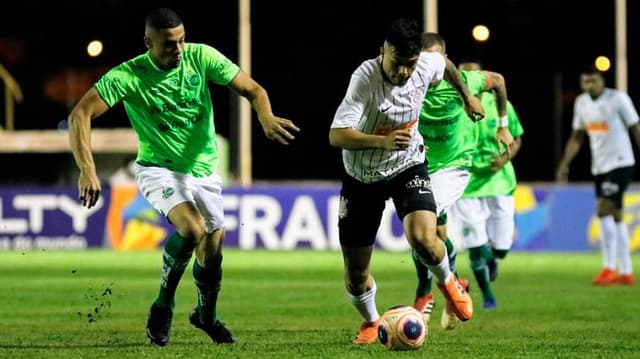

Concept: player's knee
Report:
left=175, top=217, right=206, bottom=241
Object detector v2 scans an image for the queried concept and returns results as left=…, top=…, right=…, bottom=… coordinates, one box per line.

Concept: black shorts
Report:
left=338, top=164, right=437, bottom=247
left=594, top=166, right=634, bottom=208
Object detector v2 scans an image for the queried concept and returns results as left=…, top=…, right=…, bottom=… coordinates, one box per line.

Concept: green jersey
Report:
left=463, top=93, right=524, bottom=198
left=95, top=43, right=240, bottom=177
left=419, top=70, right=487, bottom=173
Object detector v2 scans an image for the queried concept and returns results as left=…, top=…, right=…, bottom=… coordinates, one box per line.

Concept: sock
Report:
left=480, top=243, right=496, bottom=262
left=469, top=247, right=495, bottom=301
left=493, top=249, right=509, bottom=259
left=154, top=232, right=195, bottom=309
left=193, top=256, right=223, bottom=325
left=415, top=243, right=451, bottom=285
left=444, top=238, right=458, bottom=277
left=616, top=221, right=633, bottom=275
left=347, top=280, right=379, bottom=322
left=599, top=216, right=617, bottom=270
left=412, top=249, right=433, bottom=296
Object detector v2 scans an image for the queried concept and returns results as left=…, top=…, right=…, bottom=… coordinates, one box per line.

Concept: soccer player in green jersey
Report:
left=448, top=59, right=524, bottom=310
left=411, top=33, right=514, bottom=330
left=68, top=8, right=299, bottom=346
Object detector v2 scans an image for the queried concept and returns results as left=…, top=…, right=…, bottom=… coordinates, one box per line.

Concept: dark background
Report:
left=1, top=0, right=637, bottom=184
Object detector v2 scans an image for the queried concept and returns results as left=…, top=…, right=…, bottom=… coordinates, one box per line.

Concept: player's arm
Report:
left=491, top=136, right=522, bottom=172
left=630, top=123, right=640, bottom=149
left=482, top=70, right=514, bottom=149
left=329, top=127, right=410, bottom=151
left=68, top=87, right=110, bottom=208
left=556, top=129, right=585, bottom=183
left=228, top=70, right=299, bottom=145
left=443, top=57, right=484, bottom=121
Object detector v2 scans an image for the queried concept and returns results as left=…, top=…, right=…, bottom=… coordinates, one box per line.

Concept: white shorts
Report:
left=429, top=167, right=471, bottom=217
left=448, top=195, right=515, bottom=251
left=134, top=164, right=224, bottom=233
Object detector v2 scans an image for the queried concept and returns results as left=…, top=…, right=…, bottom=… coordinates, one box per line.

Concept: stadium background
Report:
left=0, top=0, right=639, bottom=253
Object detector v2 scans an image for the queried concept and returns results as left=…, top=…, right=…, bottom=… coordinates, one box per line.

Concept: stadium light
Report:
left=87, top=40, right=103, bottom=58
left=472, top=24, right=490, bottom=42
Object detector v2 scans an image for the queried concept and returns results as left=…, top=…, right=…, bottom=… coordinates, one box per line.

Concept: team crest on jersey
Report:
left=187, top=73, right=200, bottom=87
left=162, top=186, right=175, bottom=199
left=409, top=86, right=426, bottom=107
left=338, top=196, right=349, bottom=219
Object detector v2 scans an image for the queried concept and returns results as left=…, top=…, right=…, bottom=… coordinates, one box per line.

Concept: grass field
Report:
left=0, top=249, right=638, bottom=358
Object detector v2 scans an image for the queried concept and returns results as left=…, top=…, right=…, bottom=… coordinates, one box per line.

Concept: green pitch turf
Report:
left=0, top=249, right=638, bottom=358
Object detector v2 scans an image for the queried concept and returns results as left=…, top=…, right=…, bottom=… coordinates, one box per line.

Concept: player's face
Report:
left=145, top=24, right=186, bottom=70
left=381, top=42, right=419, bottom=86
left=580, top=73, right=605, bottom=98
left=459, top=62, right=481, bottom=71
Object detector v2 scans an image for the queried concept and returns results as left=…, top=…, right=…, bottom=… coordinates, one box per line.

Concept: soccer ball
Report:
left=377, top=305, right=427, bottom=351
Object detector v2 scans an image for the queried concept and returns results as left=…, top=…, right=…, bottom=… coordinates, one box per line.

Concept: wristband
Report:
left=498, top=115, right=509, bottom=128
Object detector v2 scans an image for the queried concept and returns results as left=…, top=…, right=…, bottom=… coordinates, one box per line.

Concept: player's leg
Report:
left=449, top=198, right=495, bottom=310
left=412, top=168, right=470, bottom=321
left=592, top=172, right=620, bottom=285
left=609, top=166, right=635, bottom=285
left=394, top=165, right=472, bottom=322
left=486, top=195, right=517, bottom=282
left=338, top=176, right=386, bottom=344
left=136, top=165, right=197, bottom=346
left=186, top=173, right=235, bottom=343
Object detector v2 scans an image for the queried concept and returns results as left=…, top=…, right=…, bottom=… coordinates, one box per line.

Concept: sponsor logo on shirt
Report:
left=585, top=121, right=609, bottom=133
left=374, top=119, right=418, bottom=136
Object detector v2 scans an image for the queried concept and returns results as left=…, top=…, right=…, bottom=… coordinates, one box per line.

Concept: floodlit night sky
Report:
left=1, top=0, right=638, bottom=183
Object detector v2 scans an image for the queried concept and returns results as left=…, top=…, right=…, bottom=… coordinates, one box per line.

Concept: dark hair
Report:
left=458, top=57, right=483, bottom=69
left=385, top=18, right=423, bottom=57
left=422, top=32, right=446, bottom=52
left=580, top=64, right=603, bottom=77
left=145, top=8, right=183, bottom=30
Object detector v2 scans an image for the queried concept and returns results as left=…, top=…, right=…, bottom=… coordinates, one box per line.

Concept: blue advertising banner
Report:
left=1, top=184, right=639, bottom=252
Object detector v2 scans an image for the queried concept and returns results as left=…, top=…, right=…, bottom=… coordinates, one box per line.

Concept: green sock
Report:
left=193, top=256, right=223, bottom=325
left=493, top=249, right=509, bottom=259
left=469, top=247, right=495, bottom=301
left=154, top=232, right=195, bottom=309
left=479, top=243, right=495, bottom=261
left=444, top=238, right=457, bottom=277
left=412, top=249, right=432, bottom=296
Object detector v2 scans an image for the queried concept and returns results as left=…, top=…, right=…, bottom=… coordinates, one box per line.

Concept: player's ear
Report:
left=144, top=36, right=152, bottom=49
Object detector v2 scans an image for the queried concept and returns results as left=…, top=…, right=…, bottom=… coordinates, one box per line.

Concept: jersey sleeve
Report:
left=421, top=52, right=445, bottom=83
left=571, top=97, right=585, bottom=130
left=94, top=65, right=135, bottom=107
left=199, top=44, right=241, bottom=86
left=331, top=67, right=370, bottom=129
left=507, top=100, right=524, bottom=137
left=617, top=92, right=640, bottom=127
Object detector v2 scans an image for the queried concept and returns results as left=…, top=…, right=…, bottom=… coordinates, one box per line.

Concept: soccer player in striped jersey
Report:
left=68, top=8, right=299, bottom=346
left=446, top=59, right=524, bottom=311
left=556, top=65, right=639, bottom=286
left=329, top=18, right=484, bottom=344
left=411, top=33, right=514, bottom=330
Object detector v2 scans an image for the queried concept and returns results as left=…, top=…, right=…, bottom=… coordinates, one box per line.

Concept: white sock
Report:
left=599, top=216, right=617, bottom=270
left=616, top=221, right=634, bottom=275
left=347, top=280, right=379, bottom=322
left=416, top=243, right=451, bottom=284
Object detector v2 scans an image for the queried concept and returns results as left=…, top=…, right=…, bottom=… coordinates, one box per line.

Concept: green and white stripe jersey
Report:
left=95, top=43, right=240, bottom=178
left=331, top=52, right=445, bottom=183
left=463, top=93, right=524, bottom=198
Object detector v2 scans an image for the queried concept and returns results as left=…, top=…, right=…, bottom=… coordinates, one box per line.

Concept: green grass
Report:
left=0, top=250, right=638, bottom=358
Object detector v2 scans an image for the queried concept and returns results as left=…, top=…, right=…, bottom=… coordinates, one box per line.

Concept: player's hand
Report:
left=496, top=127, right=514, bottom=157
left=490, top=152, right=509, bottom=172
left=556, top=163, right=570, bottom=183
left=383, top=129, right=411, bottom=151
left=464, top=95, right=485, bottom=122
left=78, top=170, right=101, bottom=208
left=261, top=115, right=300, bottom=145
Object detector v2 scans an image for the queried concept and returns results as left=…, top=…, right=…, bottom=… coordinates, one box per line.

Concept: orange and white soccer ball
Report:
left=377, top=305, right=427, bottom=351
